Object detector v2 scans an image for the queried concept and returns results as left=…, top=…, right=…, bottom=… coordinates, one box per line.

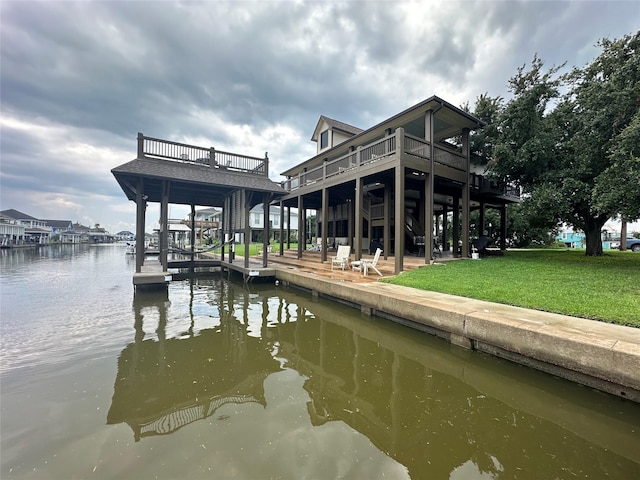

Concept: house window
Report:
left=320, top=130, right=329, bottom=149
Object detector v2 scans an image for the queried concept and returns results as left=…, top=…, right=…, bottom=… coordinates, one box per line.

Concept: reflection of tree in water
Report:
left=107, top=279, right=282, bottom=442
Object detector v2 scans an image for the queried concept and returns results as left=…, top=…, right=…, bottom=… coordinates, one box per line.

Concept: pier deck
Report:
left=133, top=259, right=172, bottom=291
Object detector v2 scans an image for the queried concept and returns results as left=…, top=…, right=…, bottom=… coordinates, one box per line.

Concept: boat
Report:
left=125, top=243, right=136, bottom=255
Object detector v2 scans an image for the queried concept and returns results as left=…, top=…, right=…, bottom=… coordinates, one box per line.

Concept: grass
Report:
left=383, top=249, right=640, bottom=327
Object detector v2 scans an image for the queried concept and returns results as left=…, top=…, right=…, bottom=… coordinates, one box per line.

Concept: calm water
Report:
left=1, top=244, right=639, bottom=479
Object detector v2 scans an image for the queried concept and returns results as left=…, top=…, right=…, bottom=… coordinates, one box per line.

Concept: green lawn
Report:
left=383, top=249, right=640, bottom=327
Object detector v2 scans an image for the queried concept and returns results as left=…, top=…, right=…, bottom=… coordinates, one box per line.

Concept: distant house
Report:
left=192, top=205, right=299, bottom=243
left=0, top=213, right=26, bottom=247
left=557, top=227, right=585, bottom=248
left=0, top=209, right=51, bottom=243
left=72, top=222, right=91, bottom=243
left=116, top=231, right=135, bottom=241
left=44, top=219, right=81, bottom=244
left=88, top=224, right=115, bottom=243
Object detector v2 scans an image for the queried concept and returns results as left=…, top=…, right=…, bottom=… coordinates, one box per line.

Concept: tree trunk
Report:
left=583, top=217, right=606, bottom=256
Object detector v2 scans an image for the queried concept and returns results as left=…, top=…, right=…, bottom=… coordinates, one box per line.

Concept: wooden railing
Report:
left=282, top=128, right=468, bottom=191
left=137, top=133, right=269, bottom=176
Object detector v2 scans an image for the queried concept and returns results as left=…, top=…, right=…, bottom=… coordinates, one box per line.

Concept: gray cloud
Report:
left=1, top=0, right=639, bottom=232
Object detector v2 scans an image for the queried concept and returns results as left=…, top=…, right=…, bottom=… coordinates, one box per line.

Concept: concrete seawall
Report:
left=274, top=267, right=640, bottom=403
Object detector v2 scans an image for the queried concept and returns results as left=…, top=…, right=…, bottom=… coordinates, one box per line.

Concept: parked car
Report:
left=614, top=238, right=640, bottom=252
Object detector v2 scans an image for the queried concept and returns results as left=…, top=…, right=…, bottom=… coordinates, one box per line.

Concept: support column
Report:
left=461, top=128, right=471, bottom=257
left=321, top=188, right=328, bottom=262
left=221, top=196, right=227, bottom=262
left=286, top=206, right=291, bottom=250
left=263, top=196, right=270, bottom=268
left=160, top=180, right=170, bottom=271
left=347, top=199, right=354, bottom=253
left=384, top=186, right=390, bottom=260
left=453, top=196, right=460, bottom=257
left=441, top=205, right=448, bottom=251
left=190, top=204, right=196, bottom=273
left=354, top=177, right=362, bottom=259
left=244, top=191, right=252, bottom=269
left=394, top=165, right=404, bottom=274
left=479, top=201, right=486, bottom=237
left=278, top=200, right=284, bottom=256
left=425, top=109, right=435, bottom=263
left=135, top=178, right=145, bottom=273
left=297, top=196, right=303, bottom=259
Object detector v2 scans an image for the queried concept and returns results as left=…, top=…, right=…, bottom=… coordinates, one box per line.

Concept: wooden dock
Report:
left=221, top=259, right=276, bottom=281
left=133, top=258, right=172, bottom=292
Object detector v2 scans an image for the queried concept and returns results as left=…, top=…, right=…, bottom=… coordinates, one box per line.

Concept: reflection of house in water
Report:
left=108, top=283, right=639, bottom=476
left=107, top=290, right=282, bottom=442
left=265, top=290, right=640, bottom=479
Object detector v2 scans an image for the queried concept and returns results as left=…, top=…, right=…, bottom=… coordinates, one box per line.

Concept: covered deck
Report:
left=112, top=133, right=285, bottom=291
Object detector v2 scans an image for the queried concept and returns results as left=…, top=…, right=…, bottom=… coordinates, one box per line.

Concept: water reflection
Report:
left=107, top=283, right=282, bottom=442
left=108, top=279, right=640, bottom=478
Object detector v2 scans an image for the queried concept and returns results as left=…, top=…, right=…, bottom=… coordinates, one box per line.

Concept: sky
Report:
left=1, top=0, right=639, bottom=234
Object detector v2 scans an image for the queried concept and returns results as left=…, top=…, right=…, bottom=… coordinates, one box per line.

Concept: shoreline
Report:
left=272, top=265, right=640, bottom=403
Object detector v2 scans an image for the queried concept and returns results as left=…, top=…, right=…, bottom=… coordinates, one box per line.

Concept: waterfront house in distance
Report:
left=192, top=205, right=299, bottom=244
left=0, top=212, right=26, bottom=246
left=278, top=95, right=520, bottom=273
left=0, top=209, right=52, bottom=244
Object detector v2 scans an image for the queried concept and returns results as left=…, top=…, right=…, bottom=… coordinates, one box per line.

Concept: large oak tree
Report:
left=489, top=32, right=640, bottom=255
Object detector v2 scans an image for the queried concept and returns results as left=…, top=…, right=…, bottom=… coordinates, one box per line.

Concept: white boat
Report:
left=125, top=243, right=136, bottom=255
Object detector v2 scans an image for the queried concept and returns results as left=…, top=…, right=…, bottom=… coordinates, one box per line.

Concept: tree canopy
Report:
left=480, top=31, right=640, bottom=255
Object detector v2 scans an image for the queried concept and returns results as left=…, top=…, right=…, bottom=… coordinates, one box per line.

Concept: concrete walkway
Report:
left=268, top=252, right=640, bottom=403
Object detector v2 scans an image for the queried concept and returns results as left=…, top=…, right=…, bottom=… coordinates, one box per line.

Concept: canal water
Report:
left=1, top=244, right=639, bottom=479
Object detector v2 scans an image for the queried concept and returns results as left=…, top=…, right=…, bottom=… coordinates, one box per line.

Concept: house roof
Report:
left=44, top=220, right=72, bottom=229
left=311, top=115, right=364, bottom=141
left=282, top=95, right=485, bottom=177
left=1, top=209, right=39, bottom=221
left=112, top=157, right=286, bottom=208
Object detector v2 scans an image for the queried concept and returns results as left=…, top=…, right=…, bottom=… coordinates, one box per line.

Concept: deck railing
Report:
left=282, top=128, right=468, bottom=192
left=137, top=133, right=269, bottom=176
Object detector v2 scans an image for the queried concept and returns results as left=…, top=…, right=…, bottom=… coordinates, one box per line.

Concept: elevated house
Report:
left=0, top=209, right=52, bottom=244
left=0, top=213, right=26, bottom=247
left=277, top=96, right=519, bottom=273
left=44, top=219, right=81, bottom=243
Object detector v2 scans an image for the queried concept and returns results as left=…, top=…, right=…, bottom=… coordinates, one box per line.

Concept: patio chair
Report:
left=331, top=245, right=351, bottom=270
left=352, top=248, right=382, bottom=276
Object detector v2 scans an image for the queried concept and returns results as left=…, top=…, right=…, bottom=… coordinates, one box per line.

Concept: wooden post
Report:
left=297, top=195, right=303, bottom=259
left=135, top=178, right=145, bottom=273
left=354, top=177, right=362, bottom=259
left=160, top=181, right=170, bottom=271
left=394, top=165, right=404, bottom=274
left=425, top=110, right=434, bottom=263
left=461, top=128, right=471, bottom=257
left=190, top=204, right=195, bottom=273
left=321, top=188, right=328, bottom=262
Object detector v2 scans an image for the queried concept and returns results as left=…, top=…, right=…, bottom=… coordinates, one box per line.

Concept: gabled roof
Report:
left=283, top=95, right=485, bottom=178
left=1, top=209, right=39, bottom=221
left=311, top=115, right=364, bottom=142
left=44, top=220, right=73, bottom=229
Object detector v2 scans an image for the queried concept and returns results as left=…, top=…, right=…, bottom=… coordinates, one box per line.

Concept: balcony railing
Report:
left=137, top=133, right=269, bottom=176
left=281, top=128, right=468, bottom=191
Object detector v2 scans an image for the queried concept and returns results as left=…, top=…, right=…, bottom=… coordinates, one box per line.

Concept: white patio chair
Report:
left=352, top=248, right=382, bottom=276
left=331, top=245, right=351, bottom=270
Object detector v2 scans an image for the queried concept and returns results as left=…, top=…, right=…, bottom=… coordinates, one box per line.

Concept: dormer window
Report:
left=320, top=130, right=329, bottom=149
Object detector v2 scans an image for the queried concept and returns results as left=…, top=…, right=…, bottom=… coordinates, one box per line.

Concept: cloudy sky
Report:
left=1, top=1, right=638, bottom=234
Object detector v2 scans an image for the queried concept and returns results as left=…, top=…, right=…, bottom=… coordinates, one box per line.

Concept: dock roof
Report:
left=112, top=157, right=286, bottom=208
